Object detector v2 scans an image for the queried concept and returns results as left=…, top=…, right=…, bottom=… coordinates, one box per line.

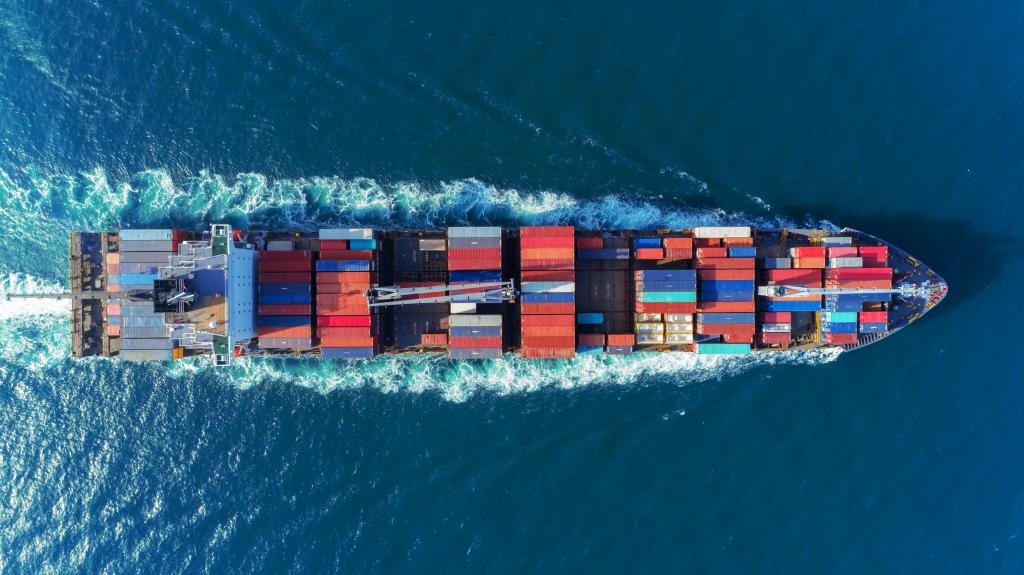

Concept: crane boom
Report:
left=367, top=281, right=518, bottom=308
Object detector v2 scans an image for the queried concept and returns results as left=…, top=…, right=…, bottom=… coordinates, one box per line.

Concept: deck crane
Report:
left=366, top=281, right=518, bottom=308
left=757, top=280, right=943, bottom=300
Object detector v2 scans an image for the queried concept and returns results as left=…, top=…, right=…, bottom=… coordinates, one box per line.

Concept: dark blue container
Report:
left=633, top=238, right=662, bottom=249
left=727, top=247, right=757, bottom=258
left=258, top=315, right=312, bottom=327
left=259, top=283, right=311, bottom=295
left=700, top=279, right=755, bottom=291
left=823, top=322, right=858, bottom=333
left=576, top=312, right=604, bottom=325
left=449, top=270, right=502, bottom=283
left=698, top=290, right=754, bottom=302
left=316, top=260, right=371, bottom=272
left=258, top=294, right=313, bottom=305
left=695, top=334, right=722, bottom=343
left=522, top=292, right=575, bottom=303
left=321, top=347, right=375, bottom=359
left=697, top=313, right=755, bottom=324
left=636, top=281, right=697, bottom=292
left=859, top=322, right=888, bottom=333
left=637, top=269, right=697, bottom=281
left=449, top=326, right=502, bottom=337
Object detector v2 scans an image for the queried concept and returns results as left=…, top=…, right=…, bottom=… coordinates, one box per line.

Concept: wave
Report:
left=0, top=167, right=841, bottom=399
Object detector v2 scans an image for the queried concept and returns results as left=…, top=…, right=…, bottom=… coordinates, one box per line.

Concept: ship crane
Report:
left=757, top=280, right=942, bottom=300
left=367, top=281, right=518, bottom=308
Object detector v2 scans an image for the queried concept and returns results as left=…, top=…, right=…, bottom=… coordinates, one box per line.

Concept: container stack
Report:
left=759, top=311, right=792, bottom=346
left=826, top=246, right=862, bottom=268
left=821, top=311, right=859, bottom=345
left=448, top=314, right=503, bottom=359
left=316, top=228, right=378, bottom=359
left=693, top=227, right=755, bottom=271
left=113, top=229, right=180, bottom=360
left=105, top=250, right=121, bottom=338
left=634, top=269, right=697, bottom=346
left=689, top=228, right=755, bottom=348
left=447, top=227, right=502, bottom=271
left=789, top=246, right=826, bottom=269
left=858, top=310, right=889, bottom=335
left=519, top=226, right=575, bottom=358
left=258, top=242, right=313, bottom=350
left=823, top=267, right=893, bottom=321
left=391, top=235, right=449, bottom=350
left=761, top=269, right=824, bottom=312
left=858, top=245, right=889, bottom=267
left=606, top=333, right=635, bottom=355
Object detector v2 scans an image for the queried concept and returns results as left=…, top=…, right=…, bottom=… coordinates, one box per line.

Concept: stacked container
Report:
left=858, top=246, right=889, bottom=267
left=258, top=243, right=313, bottom=350
left=858, top=310, right=889, bottom=334
left=448, top=314, right=502, bottom=359
left=690, top=228, right=756, bottom=346
left=761, top=269, right=824, bottom=312
left=634, top=269, right=696, bottom=346
left=316, top=228, right=377, bottom=359
left=113, top=229, right=180, bottom=360
left=391, top=236, right=448, bottom=349
left=789, top=246, right=826, bottom=269
left=446, top=227, right=504, bottom=358
left=823, top=266, right=893, bottom=316
left=447, top=227, right=502, bottom=271
left=759, top=311, right=792, bottom=346
left=520, top=226, right=575, bottom=358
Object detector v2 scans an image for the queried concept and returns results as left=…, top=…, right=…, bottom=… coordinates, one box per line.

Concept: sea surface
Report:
left=1, top=1, right=1023, bottom=572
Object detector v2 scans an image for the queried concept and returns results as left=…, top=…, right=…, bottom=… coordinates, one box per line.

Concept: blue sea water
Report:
left=1, top=0, right=1023, bottom=572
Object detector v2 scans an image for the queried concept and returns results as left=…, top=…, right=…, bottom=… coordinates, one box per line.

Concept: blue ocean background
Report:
left=1, top=1, right=1023, bottom=572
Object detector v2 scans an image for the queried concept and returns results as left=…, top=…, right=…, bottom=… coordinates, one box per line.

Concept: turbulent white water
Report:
left=0, top=167, right=840, bottom=399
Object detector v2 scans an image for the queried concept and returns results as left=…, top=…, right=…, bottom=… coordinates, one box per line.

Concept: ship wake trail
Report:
left=0, top=166, right=841, bottom=396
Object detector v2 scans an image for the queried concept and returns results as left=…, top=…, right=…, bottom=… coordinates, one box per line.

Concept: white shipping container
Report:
left=665, top=313, right=693, bottom=323
left=447, top=226, right=503, bottom=238
left=761, top=323, right=792, bottom=333
left=419, top=239, right=447, bottom=251
left=634, top=322, right=665, bottom=334
left=666, top=333, right=694, bottom=344
left=634, top=313, right=662, bottom=322
left=449, top=303, right=477, bottom=314
left=820, top=236, right=853, bottom=246
left=448, top=314, right=502, bottom=327
left=637, top=333, right=665, bottom=344
left=692, top=226, right=751, bottom=238
left=267, top=240, right=295, bottom=251
left=828, top=257, right=864, bottom=268
left=119, top=229, right=173, bottom=241
left=319, top=228, right=374, bottom=240
left=665, top=323, right=694, bottom=333
left=521, top=281, right=576, bottom=293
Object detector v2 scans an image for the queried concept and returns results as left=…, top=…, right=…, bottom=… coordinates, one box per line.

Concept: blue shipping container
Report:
left=636, top=281, right=697, bottom=292
left=258, top=294, right=312, bottom=305
left=259, top=283, right=312, bottom=295
left=637, top=269, right=697, bottom=281
left=522, top=292, right=575, bottom=304
left=695, top=334, right=722, bottom=343
left=823, top=322, right=858, bottom=334
left=449, top=270, right=503, bottom=282
left=576, top=312, right=604, bottom=325
left=449, top=326, right=502, bottom=337
left=347, top=239, right=378, bottom=250
left=762, top=300, right=822, bottom=312
left=859, top=322, right=888, bottom=334
left=113, top=273, right=159, bottom=285
left=697, top=313, right=755, bottom=324
left=698, top=290, right=754, bottom=302
left=321, top=347, right=375, bottom=359
left=258, top=315, right=312, bottom=327
left=577, top=248, right=630, bottom=260
left=316, top=260, right=371, bottom=272
left=633, top=238, right=663, bottom=249
left=727, top=247, right=757, bottom=258
left=700, top=280, right=755, bottom=291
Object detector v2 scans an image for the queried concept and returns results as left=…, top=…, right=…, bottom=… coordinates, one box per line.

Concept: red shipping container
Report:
left=317, top=294, right=367, bottom=306
left=695, top=238, right=722, bottom=247
left=520, top=259, right=575, bottom=271
left=260, top=250, right=313, bottom=260
left=450, top=333, right=501, bottom=347
left=521, top=237, right=575, bottom=248
left=578, top=333, right=606, bottom=346
left=696, top=301, right=756, bottom=312
left=521, top=302, right=575, bottom=314
left=723, top=333, right=754, bottom=344
left=421, top=333, right=448, bottom=346
left=606, top=334, right=635, bottom=346
left=697, top=323, right=756, bottom=335
left=107, top=324, right=121, bottom=337
left=760, top=332, right=791, bottom=345
left=723, top=237, right=754, bottom=246
left=319, top=250, right=374, bottom=260
left=827, top=247, right=858, bottom=258
left=634, top=248, right=665, bottom=260
left=260, top=272, right=312, bottom=283
left=695, top=258, right=755, bottom=269
left=317, top=315, right=372, bottom=327
left=792, top=257, right=826, bottom=269
left=258, top=326, right=313, bottom=338
left=826, top=267, right=893, bottom=280
left=107, top=303, right=121, bottom=315
left=521, top=335, right=576, bottom=348
left=521, top=348, right=575, bottom=358
left=767, top=269, right=823, bottom=285
left=317, top=271, right=373, bottom=283
left=319, top=240, right=349, bottom=250
left=521, top=314, right=575, bottom=326
left=520, top=226, right=574, bottom=237
left=634, top=302, right=698, bottom=313
left=858, top=311, right=888, bottom=323
left=449, top=248, right=502, bottom=260
left=762, top=312, right=792, bottom=323
left=699, top=269, right=756, bottom=280
left=663, top=237, right=694, bottom=249
left=449, top=259, right=503, bottom=271
left=826, top=332, right=859, bottom=345
left=321, top=336, right=377, bottom=348
left=824, top=278, right=892, bottom=289
left=521, top=270, right=575, bottom=282
left=318, top=304, right=371, bottom=315
left=318, top=326, right=372, bottom=338
left=259, top=260, right=311, bottom=272
left=576, top=237, right=604, bottom=249
left=522, top=325, right=575, bottom=337
left=317, top=283, right=370, bottom=294
left=858, top=246, right=888, bottom=258
left=664, top=249, right=693, bottom=259
left=258, top=304, right=312, bottom=316
left=696, top=247, right=728, bottom=258
left=521, top=247, right=574, bottom=260
left=791, top=247, right=826, bottom=258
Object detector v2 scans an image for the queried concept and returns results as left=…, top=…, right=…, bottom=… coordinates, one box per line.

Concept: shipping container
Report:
left=317, top=316, right=372, bottom=327
left=521, top=302, right=576, bottom=314
left=825, top=332, right=859, bottom=345
left=859, top=322, right=887, bottom=333
left=699, top=279, right=755, bottom=291
left=633, top=302, right=697, bottom=314
left=824, top=278, right=892, bottom=289
left=120, top=338, right=174, bottom=350
left=827, top=247, right=859, bottom=258
left=576, top=345, right=604, bottom=354
left=858, top=311, right=888, bottom=323
left=318, top=327, right=373, bottom=338
left=664, top=248, right=693, bottom=259
left=121, top=326, right=169, bottom=339
left=665, top=313, right=693, bottom=323
left=698, top=269, right=755, bottom=280
left=633, top=238, right=662, bottom=249
left=761, top=300, right=822, bottom=312
left=634, top=313, right=663, bottom=322
left=521, top=247, right=574, bottom=260
left=260, top=283, right=312, bottom=295
left=521, top=237, right=574, bottom=249
left=260, top=250, right=312, bottom=260
left=448, top=226, right=502, bottom=238
left=723, top=237, right=754, bottom=247
left=448, top=314, right=502, bottom=327
left=606, top=334, right=635, bottom=346
left=727, top=247, right=757, bottom=258
left=449, top=303, right=478, bottom=314
left=822, top=311, right=859, bottom=323
left=258, top=304, right=312, bottom=316
left=789, top=247, right=826, bottom=258
left=693, top=227, right=751, bottom=238
left=259, top=294, right=312, bottom=305
left=760, top=323, right=792, bottom=333
left=521, top=281, right=576, bottom=293
left=633, top=248, right=665, bottom=260
left=260, top=272, right=312, bottom=283
left=828, top=257, right=864, bottom=268
left=636, top=281, right=697, bottom=292
left=697, top=323, right=756, bottom=335
left=319, top=240, right=349, bottom=250
left=694, top=238, right=722, bottom=247
left=321, top=347, right=375, bottom=359
left=319, top=250, right=374, bottom=261
left=576, top=249, right=630, bottom=260
left=762, top=311, right=792, bottom=323
left=760, top=332, right=791, bottom=345
left=316, top=260, right=371, bottom=272
left=696, top=247, right=728, bottom=258
left=522, top=314, right=575, bottom=326
left=448, top=347, right=503, bottom=359
left=348, top=239, right=378, bottom=250
left=266, top=240, right=296, bottom=251
left=761, top=257, right=792, bottom=269
left=522, top=292, right=575, bottom=304
left=826, top=267, right=893, bottom=280
left=258, top=337, right=314, bottom=349
left=696, top=301, right=756, bottom=312
left=261, top=260, right=314, bottom=272
left=820, top=237, right=853, bottom=246
left=637, top=291, right=696, bottom=303
left=636, top=333, right=665, bottom=344
left=634, top=323, right=665, bottom=333
left=421, top=333, right=448, bottom=346
left=663, top=237, right=694, bottom=249
left=697, top=290, right=754, bottom=302
left=823, top=322, right=858, bottom=334
left=319, top=228, right=374, bottom=240
left=766, top=269, right=823, bottom=285
left=576, top=237, right=604, bottom=249
left=578, top=334, right=605, bottom=346
left=418, top=239, right=446, bottom=251
left=320, top=336, right=378, bottom=348
left=697, top=313, right=755, bottom=324
left=258, top=315, right=312, bottom=327
left=450, top=326, right=503, bottom=337
left=665, top=333, right=694, bottom=344
left=520, top=335, right=576, bottom=348
left=792, top=257, right=826, bottom=269
left=576, top=312, right=604, bottom=325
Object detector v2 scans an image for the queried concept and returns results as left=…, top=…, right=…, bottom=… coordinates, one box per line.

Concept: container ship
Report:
left=25, top=225, right=946, bottom=365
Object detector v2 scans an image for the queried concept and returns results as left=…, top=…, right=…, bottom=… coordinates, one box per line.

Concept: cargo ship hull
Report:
left=57, top=225, right=946, bottom=365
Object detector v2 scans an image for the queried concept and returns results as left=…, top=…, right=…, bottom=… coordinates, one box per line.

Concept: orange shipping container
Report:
left=663, top=237, right=694, bottom=249
left=520, top=314, right=575, bottom=326
left=793, top=257, right=826, bottom=269
left=606, top=334, right=635, bottom=346
left=824, top=278, right=892, bottom=289
left=634, top=248, right=665, bottom=260
left=695, top=238, right=722, bottom=247
left=317, top=271, right=372, bottom=283
left=723, top=237, right=754, bottom=246
left=697, top=324, right=756, bottom=336
left=106, top=303, right=122, bottom=315
left=696, top=247, right=728, bottom=258
left=723, top=333, right=754, bottom=343
left=316, top=294, right=368, bottom=306
left=105, top=252, right=120, bottom=264
left=321, top=336, right=377, bottom=348
left=664, top=248, right=693, bottom=259
left=696, top=301, right=756, bottom=312
left=521, top=325, right=575, bottom=337
left=317, top=327, right=372, bottom=338
left=258, top=326, right=313, bottom=338
left=106, top=283, right=121, bottom=292
left=521, top=335, right=576, bottom=348
left=521, top=247, right=574, bottom=260
left=318, top=304, right=371, bottom=315
left=317, top=283, right=371, bottom=294
left=106, top=324, right=121, bottom=337
left=520, top=258, right=575, bottom=271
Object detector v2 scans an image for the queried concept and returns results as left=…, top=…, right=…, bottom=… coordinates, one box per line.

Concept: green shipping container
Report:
left=637, top=291, right=697, bottom=303
left=697, top=343, right=752, bottom=355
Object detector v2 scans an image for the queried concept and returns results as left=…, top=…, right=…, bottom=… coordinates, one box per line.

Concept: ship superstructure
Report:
left=37, top=224, right=946, bottom=365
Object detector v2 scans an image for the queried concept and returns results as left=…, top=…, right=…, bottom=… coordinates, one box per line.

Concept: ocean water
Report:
left=1, top=1, right=1022, bottom=572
